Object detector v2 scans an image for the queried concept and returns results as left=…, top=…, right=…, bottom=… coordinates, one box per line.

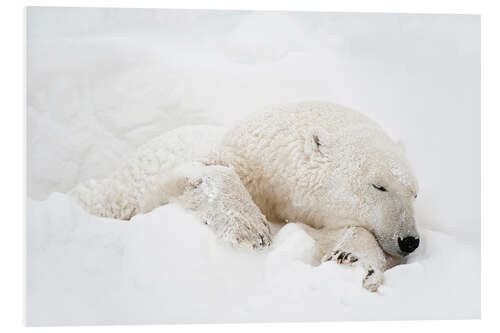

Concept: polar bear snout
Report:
left=398, top=236, right=419, bottom=255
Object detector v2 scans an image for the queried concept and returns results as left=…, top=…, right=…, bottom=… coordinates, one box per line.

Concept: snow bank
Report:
left=26, top=194, right=479, bottom=325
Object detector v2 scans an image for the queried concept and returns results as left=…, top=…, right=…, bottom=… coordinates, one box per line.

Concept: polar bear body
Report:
left=71, top=102, right=418, bottom=244
left=70, top=101, right=420, bottom=291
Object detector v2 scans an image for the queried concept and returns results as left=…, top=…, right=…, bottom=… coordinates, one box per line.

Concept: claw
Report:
left=337, top=252, right=346, bottom=263
left=325, top=250, right=359, bottom=265
left=362, top=268, right=383, bottom=292
left=259, top=234, right=265, bottom=246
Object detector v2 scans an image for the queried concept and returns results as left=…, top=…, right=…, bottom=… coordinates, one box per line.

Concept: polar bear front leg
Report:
left=319, top=226, right=388, bottom=292
left=144, top=162, right=272, bottom=249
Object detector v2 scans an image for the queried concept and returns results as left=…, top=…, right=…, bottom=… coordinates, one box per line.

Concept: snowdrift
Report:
left=27, top=194, right=479, bottom=325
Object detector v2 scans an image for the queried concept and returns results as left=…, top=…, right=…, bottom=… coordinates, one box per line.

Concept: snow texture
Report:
left=27, top=194, right=479, bottom=325
left=26, top=8, right=480, bottom=324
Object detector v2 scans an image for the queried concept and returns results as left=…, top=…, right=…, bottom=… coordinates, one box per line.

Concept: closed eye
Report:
left=372, top=184, right=387, bottom=192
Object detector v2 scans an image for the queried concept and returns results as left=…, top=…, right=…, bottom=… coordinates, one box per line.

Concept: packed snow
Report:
left=27, top=194, right=479, bottom=325
left=26, top=8, right=480, bottom=325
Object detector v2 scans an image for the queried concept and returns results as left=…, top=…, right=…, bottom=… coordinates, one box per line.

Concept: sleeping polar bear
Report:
left=70, top=101, right=420, bottom=291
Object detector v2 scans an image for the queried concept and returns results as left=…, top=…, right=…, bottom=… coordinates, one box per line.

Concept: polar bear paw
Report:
left=163, top=162, right=273, bottom=250
left=323, top=250, right=358, bottom=265
left=215, top=216, right=272, bottom=250
left=322, top=249, right=383, bottom=292
left=362, top=267, right=383, bottom=292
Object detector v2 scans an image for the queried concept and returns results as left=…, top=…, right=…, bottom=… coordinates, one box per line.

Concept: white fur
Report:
left=69, top=125, right=227, bottom=220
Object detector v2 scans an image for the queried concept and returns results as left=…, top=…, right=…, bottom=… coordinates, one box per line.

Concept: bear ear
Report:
left=304, top=128, right=329, bottom=156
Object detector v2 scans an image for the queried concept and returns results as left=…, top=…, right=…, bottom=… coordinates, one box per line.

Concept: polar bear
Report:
left=70, top=101, right=420, bottom=291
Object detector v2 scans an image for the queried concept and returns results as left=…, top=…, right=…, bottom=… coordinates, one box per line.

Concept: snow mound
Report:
left=26, top=194, right=479, bottom=325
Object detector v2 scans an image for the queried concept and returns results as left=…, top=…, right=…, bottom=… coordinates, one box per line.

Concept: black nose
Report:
left=398, top=236, right=419, bottom=254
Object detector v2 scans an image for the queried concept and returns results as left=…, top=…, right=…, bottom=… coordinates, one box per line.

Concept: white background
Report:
left=1, top=0, right=500, bottom=332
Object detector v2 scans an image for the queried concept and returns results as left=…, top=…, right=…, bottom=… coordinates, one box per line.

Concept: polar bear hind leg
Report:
left=69, top=125, right=228, bottom=220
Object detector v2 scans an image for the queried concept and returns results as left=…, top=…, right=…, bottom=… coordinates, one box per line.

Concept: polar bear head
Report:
left=299, top=108, right=420, bottom=258
left=222, top=102, right=420, bottom=258
left=360, top=146, right=420, bottom=258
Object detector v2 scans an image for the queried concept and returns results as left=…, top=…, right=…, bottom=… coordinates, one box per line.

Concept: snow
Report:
left=27, top=194, right=479, bottom=325
left=26, top=7, right=480, bottom=324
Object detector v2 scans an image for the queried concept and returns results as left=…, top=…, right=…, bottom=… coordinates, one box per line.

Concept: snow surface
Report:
left=27, top=194, right=479, bottom=325
left=26, top=8, right=480, bottom=324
